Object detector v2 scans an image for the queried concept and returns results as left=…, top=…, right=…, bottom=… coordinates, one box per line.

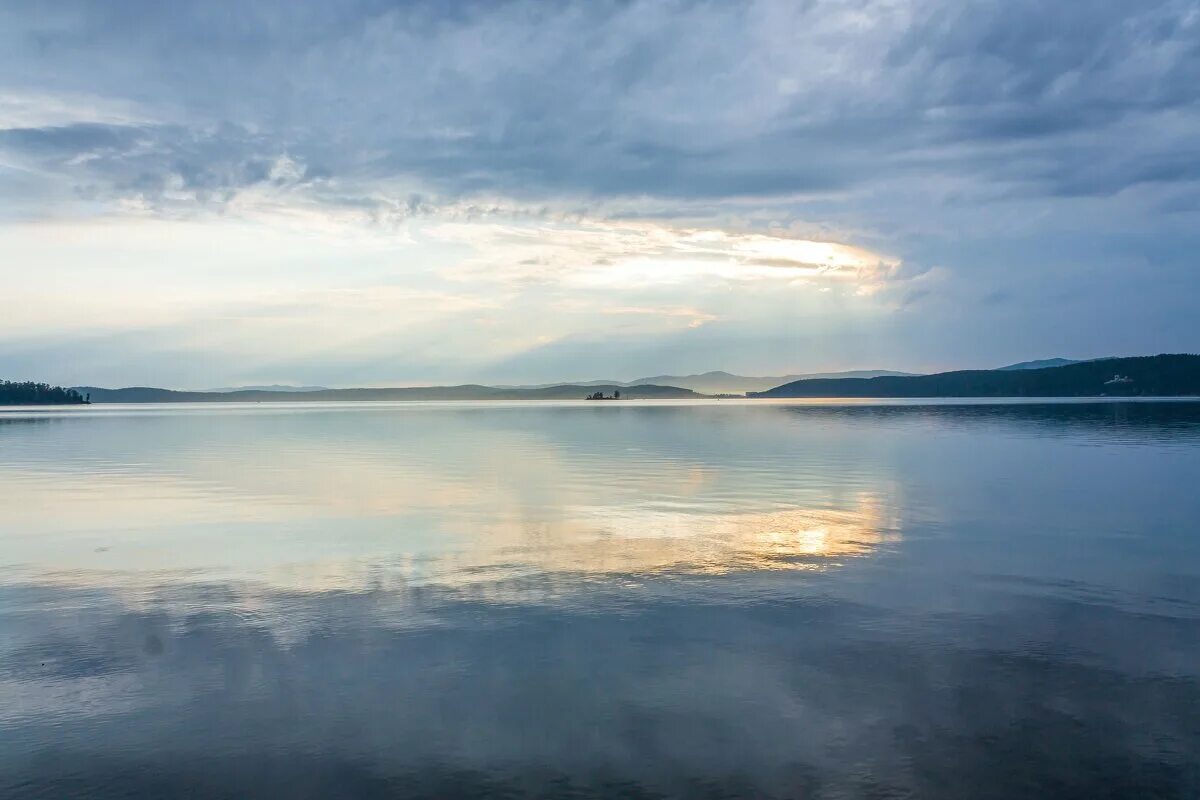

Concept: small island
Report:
left=0, top=380, right=90, bottom=405
left=585, top=390, right=621, bottom=400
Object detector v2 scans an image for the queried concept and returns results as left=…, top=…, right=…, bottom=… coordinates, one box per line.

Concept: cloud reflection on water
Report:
left=1, top=404, right=905, bottom=598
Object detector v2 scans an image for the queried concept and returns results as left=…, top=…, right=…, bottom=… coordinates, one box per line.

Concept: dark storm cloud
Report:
left=2, top=0, right=1197, bottom=208
left=0, top=120, right=326, bottom=208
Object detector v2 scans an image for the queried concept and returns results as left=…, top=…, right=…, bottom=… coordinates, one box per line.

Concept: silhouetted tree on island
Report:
left=0, top=380, right=88, bottom=405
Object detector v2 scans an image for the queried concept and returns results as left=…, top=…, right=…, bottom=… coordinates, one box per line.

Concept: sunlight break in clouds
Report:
left=430, top=218, right=898, bottom=289
left=0, top=204, right=899, bottom=387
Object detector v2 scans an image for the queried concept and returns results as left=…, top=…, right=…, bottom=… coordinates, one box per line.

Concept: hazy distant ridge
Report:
left=77, top=371, right=919, bottom=401
left=627, top=370, right=918, bottom=395
left=492, top=370, right=917, bottom=395
left=205, top=384, right=329, bottom=393
left=76, top=383, right=700, bottom=403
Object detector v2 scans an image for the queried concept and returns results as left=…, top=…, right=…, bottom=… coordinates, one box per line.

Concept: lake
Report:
left=2, top=400, right=1199, bottom=799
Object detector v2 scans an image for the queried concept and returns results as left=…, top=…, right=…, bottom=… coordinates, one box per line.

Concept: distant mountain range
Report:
left=752, top=355, right=1200, bottom=398
left=32, top=356, right=1193, bottom=405
left=625, top=370, right=919, bottom=395
left=76, top=383, right=700, bottom=403
left=191, top=365, right=1097, bottom=393
left=499, top=370, right=919, bottom=395
left=190, top=370, right=924, bottom=399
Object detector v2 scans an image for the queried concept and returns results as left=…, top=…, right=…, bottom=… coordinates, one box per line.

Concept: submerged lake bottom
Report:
left=1, top=399, right=1199, bottom=799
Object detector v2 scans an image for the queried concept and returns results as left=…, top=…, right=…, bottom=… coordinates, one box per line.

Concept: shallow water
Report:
left=2, top=400, right=1199, bottom=799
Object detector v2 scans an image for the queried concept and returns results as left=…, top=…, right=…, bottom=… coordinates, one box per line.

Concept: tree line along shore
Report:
left=0, top=381, right=88, bottom=405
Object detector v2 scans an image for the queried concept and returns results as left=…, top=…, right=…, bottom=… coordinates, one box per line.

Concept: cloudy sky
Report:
left=2, top=0, right=1198, bottom=388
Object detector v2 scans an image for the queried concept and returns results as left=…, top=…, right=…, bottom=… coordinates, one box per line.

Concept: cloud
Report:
left=427, top=217, right=899, bottom=292
left=0, top=0, right=1198, bottom=383
left=2, top=0, right=1197, bottom=214
left=0, top=89, right=156, bottom=129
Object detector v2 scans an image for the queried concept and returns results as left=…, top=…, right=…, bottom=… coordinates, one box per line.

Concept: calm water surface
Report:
left=1, top=400, right=1199, bottom=799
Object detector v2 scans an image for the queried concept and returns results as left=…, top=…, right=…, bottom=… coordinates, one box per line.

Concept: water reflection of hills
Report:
left=770, top=400, right=1200, bottom=443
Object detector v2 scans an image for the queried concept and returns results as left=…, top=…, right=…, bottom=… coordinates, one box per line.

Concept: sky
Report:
left=1, top=0, right=1198, bottom=388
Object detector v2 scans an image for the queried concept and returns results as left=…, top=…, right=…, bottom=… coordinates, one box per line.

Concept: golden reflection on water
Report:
left=6, top=488, right=898, bottom=599
left=222, top=500, right=898, bottom=611
left=464, top=495, right=900, bottom=579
